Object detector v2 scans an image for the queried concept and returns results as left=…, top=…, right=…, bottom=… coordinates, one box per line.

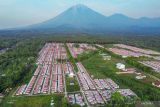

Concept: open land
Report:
left=1, top=41, right=160, bottom=107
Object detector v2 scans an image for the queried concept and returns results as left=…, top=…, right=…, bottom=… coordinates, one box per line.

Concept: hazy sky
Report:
left=0, top=0, right=160, bottom=29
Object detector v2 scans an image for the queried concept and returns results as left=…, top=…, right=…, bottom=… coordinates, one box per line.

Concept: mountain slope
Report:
left=25, top=4, right=160, bottom=33
left=30, top=4, right=107, bottom=30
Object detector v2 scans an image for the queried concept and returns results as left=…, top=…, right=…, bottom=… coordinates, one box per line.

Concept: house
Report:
left=116, top=68, right=136, bottom=74
left=135, top=72, right=141, bottom=75
left=70, top=80, right=75, bottom=85
left=99, top=53, right=111, bottom=60
left=136, top=74, right=146, bottom=80
left=152, top=80, right=160, bottom=88
left=106, top=55, right=111, bottom=60
left=124, top=68, right=136, bottom=73
left=69, top=73, right=74, bottom=78
left=122, top=56, right=128, bottom=58
left=102, top=55, right=111, bottom=60
left=99, top=53, right=107, bottom=56
left=116, top=63, right=125, bottom=70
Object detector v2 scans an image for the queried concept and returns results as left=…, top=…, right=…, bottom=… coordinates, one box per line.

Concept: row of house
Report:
left=114, top=44, right=160, bottom=55
left=76, top=62, right=136, bottom=106
left=15, top=43, right=68, bottom=96
left=67, top=43, right=96, bottom=58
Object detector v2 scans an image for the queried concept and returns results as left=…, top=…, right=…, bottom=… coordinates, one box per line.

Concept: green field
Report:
left=66, top=76, right=80, bottom=92
left=1, top=91, right=65, bottom=107
left=1, top=35, right=160, bottom=106
left=103, top=44, right=160, bottom=79
left=81, top=53, right=160, bottom=101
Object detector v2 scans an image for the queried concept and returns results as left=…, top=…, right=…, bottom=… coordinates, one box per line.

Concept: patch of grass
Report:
left=82, top=53, right=160, bottom=101
left=66, top=76, right=80, bottom=92
left=65, top=43, right=78, bottom=72
left=1, top=90, right=65, bottom=107
left=76, top=50, right=99, bottom=62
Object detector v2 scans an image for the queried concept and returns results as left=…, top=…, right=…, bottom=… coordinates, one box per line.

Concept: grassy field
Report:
left=81, top=53, right=160, bottom=101
left=65, top=43, right=78, bottom=72
left=0, top=88, right=65, bottom=107
left=103, top=44, right=160, bottom=79
left=66, top=76, right=80, bottom=92
left=1, top=94, right=65, bottom=107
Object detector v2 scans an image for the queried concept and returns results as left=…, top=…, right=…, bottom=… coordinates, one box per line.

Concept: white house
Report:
left=69, top=72, right=74, bottom=78
left=122, top=56, right=128, bottom=58
left=136, top=75, right=146, bottom=80
left=102, top=56, right=111, bottom=60
left=116, top=63, right=125, bottom=70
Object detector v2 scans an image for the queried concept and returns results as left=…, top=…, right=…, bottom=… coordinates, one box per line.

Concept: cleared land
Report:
left=1, top=42, right=160, bottom=107
left=81, top=49, right=160, bottom=101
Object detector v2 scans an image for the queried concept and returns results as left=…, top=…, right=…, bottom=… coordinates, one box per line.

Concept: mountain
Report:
left=22, top=4, right=160, bottom=33
left=29, top=4, right=108, bottom=31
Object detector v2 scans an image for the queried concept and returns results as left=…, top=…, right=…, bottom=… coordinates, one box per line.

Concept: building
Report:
left=152, top=81, right=160, bottom=88
left=116, top=63, right=125, bottom=70
left=122, top=56, right=128, bottom=58
left=124, top=68, right=136, bottom=72
left=116, top=68, right=136, bottom=74
left=69, top=73, right=75, bottom=78
left=70, top=80, right=75, bottom=85
left=99, top=53, right=111, bottom=61
left=99, top=53, right=107, bottom=56
left=102, top=55, right=111, bottom=60
left=136, top=74, right=146, bottom=80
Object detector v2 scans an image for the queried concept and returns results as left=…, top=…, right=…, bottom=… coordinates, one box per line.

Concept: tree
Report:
left=108, top=91, right=125, bottom=107
left=73, top=43, right=80, bottom=48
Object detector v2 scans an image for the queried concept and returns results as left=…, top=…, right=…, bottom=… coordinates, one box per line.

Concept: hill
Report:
left=3, top=4, right=160, bottom=34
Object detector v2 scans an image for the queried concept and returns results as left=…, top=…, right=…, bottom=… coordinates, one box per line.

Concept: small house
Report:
left=116, top=63, right=125, bottom=70
left=152, top=80, right=160, bottom=88
left=136, top=74, right=146, bottom=80
left=69, top=73, right=74, bottom=78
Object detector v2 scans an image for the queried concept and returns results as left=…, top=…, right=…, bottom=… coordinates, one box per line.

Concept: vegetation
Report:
left=82, top=53, right=160, bottom=101
left=66, top=76, right=80, bottom=92
left=1, top=93, right=64, bottom=107
left=0, top=39, right=45, bottom=93
left=0, top=37, right=18, bottom=50
left=73, top=43, right=80, bottom=48
left=107, top=92, right=139, bottom=107
left=65, top=43, right=78, bottom=72
left=76, top=50, right=99, bottom=62
left=97, top=46, right=160, bottom=79
left=1, top=34, right=160, bottom=106
left=125, top=57, right=160, bottom=79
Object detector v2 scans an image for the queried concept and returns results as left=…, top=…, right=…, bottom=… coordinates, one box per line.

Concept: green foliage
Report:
left=1, top=34, right=160, bottom=106
left=125, top=57, right=160, bottom=79
left=108, top=92, right=125, bottom=107
left=1, top=94, right=65, bottom=107
left=73, top=43, right=80, bottom=48
left=65, top=43, right=78, bottom=72
left=97, top=45, right=160, bottom=79
left=0, top=38, right=45, bottom=92
left=77, top=50, right=99, bottom=62
left=82, top=53, right=160, bottom=101
left=66, top=76, right=80, bottom=92
left=0, top=37, right=18, bottom=50
left=108, top=92, right=139, bottom=107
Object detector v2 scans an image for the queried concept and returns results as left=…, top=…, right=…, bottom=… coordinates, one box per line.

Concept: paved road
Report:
left=74, top=72, right=90, bottom=107
left=63, top=60, right=67, bottom=97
